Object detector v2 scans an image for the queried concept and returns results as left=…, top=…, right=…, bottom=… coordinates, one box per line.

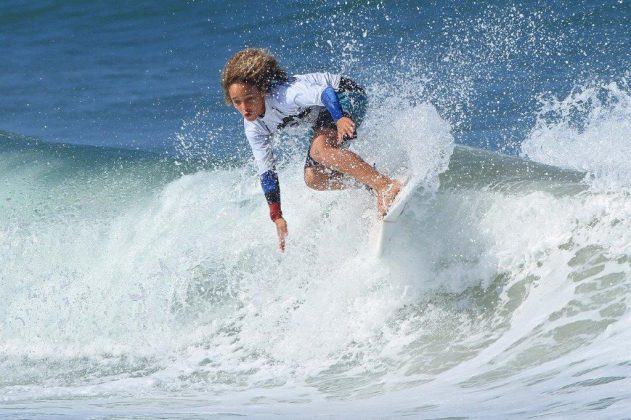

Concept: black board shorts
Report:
left=305, top=87, right=368, bottom=169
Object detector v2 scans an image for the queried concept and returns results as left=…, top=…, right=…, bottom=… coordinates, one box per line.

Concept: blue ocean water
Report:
left=1, top=1, right=631, bottom=418
left=2, top=0, right=628, bottom=154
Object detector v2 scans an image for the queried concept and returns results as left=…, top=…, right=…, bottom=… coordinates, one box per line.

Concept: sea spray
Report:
left=521, top=77, right=631, bottom=190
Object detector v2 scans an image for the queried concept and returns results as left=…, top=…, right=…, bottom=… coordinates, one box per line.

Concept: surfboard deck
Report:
left=375, top=177, right=421, bottom=256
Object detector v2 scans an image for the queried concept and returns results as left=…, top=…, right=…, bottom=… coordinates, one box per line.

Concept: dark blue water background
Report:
left=1, top=0, right=628, bottom=156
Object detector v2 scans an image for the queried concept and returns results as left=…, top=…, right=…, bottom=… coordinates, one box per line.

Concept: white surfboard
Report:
left=375, top=177, right=421, bottom=256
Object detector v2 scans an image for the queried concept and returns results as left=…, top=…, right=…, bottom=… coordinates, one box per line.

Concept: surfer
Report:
left=221, top=48, right=401, bottom=252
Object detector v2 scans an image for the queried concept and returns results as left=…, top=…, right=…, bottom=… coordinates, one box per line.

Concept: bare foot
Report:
left=376, top=179, right=402, bottom=217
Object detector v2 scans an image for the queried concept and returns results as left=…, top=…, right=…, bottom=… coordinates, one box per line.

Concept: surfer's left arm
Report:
left=321, top=86, right=356, bottom=143
left=292, top=74, right=356, bottom=144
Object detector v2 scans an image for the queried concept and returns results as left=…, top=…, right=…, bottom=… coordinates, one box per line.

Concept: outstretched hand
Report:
left=274, top=217, right=288, bottom=252
left=335, top=116, right=356, bottom=144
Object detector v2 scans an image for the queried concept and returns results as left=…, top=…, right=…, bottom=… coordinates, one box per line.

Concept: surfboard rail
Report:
left=375, top=176, right=421, bottom=256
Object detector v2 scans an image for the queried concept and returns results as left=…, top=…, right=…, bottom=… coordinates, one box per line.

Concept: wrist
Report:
left=336, top=114, right=351, bottom=123
left=273, top=216, right=285, bottom=224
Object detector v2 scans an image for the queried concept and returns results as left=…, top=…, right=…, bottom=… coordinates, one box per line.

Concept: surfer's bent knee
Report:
left=304, top=167, right=317, bottom=189
left=303, top=167, right=326, bottom=191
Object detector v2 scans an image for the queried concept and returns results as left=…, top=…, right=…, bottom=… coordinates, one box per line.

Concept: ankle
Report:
left=372, top=176, right=394, bottom=192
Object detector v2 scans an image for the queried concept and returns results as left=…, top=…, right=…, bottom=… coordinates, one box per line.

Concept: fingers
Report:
left=276, top=222, right=288, bottom=252
left=342, top=121, right=356, bottom=136
left=278, top=228, right=286, bottom=252
left=278, top=237, right=285, bottom=252
left=336, top=118, right=356, bottom=143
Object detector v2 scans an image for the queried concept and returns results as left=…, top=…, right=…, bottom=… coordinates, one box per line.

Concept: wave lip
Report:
left=521, top=79, right=631, bottom=191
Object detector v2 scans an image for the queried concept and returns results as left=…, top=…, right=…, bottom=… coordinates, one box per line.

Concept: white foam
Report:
left=3, top=95, right=631, bottom=418
left=359, top=90, right=455, bottom=191
left=521, top=79, right=631, bottom=190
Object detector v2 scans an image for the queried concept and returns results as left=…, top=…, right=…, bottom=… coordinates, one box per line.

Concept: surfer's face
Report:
left=229, top=83, right=265, bottom=121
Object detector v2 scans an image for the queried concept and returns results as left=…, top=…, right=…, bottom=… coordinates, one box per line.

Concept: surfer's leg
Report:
left=309, top=128, right=401, bottom=215
left=303, top=166, right=348, bottom=190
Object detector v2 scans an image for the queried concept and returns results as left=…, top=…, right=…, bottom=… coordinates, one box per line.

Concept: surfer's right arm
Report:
left=246, top=125, right=288, bottom=252
left=261, top=169, right=287, bottom=252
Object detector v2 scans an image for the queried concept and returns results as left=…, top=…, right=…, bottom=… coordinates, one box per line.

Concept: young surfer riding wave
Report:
left=221, top=48, right=401, bottom=252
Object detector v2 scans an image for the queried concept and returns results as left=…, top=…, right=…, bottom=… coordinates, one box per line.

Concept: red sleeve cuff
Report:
left=269, top=202, right=283, bottom=221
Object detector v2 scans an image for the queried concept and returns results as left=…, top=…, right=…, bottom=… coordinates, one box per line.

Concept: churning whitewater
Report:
left=3, top=84, right=631, bottom=416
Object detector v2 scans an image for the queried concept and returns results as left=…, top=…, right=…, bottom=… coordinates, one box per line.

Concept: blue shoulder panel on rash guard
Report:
left=260, top=169, right=281, bottom=203
left=321, top=86, right=344, bottom=121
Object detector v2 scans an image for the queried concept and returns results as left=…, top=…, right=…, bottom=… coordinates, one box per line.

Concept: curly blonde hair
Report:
left=221, top=48, right=288, bottom=104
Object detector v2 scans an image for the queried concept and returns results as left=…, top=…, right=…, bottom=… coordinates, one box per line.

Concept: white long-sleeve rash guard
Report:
left=244, top=72, right=341, bottom=174
left=244, top=72, right=342, bottom=221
